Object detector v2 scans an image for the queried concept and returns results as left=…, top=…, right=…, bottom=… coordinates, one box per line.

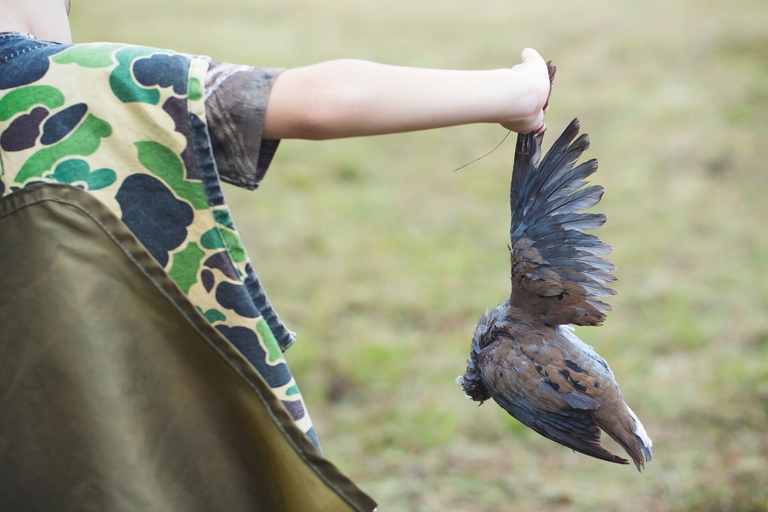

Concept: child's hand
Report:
left=499, top=48, right=551, bottom=135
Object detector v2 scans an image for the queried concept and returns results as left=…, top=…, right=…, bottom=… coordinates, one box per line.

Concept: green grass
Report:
left=72, top=0, right=768, bottom=509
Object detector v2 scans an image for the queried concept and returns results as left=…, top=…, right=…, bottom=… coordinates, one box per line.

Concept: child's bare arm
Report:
left=263, top=48, right=550, bottom=140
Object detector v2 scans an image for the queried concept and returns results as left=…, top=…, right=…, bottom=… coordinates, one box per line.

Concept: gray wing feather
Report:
left=509, top=119, right=616, bottom=326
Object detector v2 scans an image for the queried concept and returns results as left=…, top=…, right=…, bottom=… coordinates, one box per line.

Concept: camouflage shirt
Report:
left=0, top=33, right=318, bottom=447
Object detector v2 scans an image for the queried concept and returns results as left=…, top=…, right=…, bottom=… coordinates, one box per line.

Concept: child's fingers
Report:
left=530, top=109, right=545, bottom=134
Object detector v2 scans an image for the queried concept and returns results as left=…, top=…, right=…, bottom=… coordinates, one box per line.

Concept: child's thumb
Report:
left=521, top=48, right=544, bottom=64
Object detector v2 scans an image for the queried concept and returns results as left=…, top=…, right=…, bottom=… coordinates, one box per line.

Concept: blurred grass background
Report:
left=72, top=0, right=768, bottom=510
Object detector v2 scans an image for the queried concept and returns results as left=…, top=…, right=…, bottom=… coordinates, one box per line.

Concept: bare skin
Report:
left=0, top=0, right=72, bottom=44
left=0, top=0, right=550, bottom=139
left=263, top=52, right=550, bottom=139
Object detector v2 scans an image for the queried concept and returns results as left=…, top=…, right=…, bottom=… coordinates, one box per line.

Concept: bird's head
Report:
left=458, top=303, right=509, bottom=403
left=471, top=303, right=510, bottom=351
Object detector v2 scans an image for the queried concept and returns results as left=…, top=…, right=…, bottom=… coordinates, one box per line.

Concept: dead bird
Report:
left=457, top=118, right=653, bottom=471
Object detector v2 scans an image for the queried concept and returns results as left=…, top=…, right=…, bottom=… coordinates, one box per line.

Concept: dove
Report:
left=457, top=118, right=653, bottom=471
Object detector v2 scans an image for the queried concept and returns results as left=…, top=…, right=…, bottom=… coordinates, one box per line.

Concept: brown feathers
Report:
left=509, top=120, right=616, bottom=326
left=459, top=99, right=653, bottom=471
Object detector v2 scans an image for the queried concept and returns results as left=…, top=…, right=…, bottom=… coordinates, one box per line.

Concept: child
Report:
left=0, top=0, right=550, bottom=449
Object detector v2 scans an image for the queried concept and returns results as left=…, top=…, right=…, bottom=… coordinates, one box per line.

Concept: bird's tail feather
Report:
left=598, top=405, right=654, bottom=471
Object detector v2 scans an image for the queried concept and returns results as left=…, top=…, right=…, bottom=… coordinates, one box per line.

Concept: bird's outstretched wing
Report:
left=509, top=120, right=615, bottom=326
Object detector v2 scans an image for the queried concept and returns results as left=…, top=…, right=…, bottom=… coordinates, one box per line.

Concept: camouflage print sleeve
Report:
left=204, top=63, right=284, bottom=190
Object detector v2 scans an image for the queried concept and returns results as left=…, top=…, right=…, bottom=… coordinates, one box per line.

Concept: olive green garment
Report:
left=0, top=184, right=377, bottom=512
